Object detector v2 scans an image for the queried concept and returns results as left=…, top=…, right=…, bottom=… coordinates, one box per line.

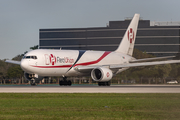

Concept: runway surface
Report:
left=0, top=84, right=180, bottom=93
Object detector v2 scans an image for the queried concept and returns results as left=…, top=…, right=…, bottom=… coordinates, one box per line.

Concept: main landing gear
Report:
left=59, top=77, right=72, bottom=86
left=98, top=82, right=111, bottom=86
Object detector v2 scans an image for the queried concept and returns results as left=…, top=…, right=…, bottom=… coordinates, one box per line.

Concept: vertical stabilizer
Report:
left=115, top=14, right=140, bottom=56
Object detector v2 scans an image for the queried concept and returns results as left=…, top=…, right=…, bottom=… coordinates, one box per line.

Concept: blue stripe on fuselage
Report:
left=65, top=50, right=86, bottom=73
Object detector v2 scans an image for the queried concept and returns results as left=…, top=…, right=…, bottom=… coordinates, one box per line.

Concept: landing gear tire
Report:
left=98, top=82, right=111, bottom=86
left=59, top=77, right=72, bottom=86
left=59, top=80, right=72, bottom=86
left=67, top=80, right=72, bottom=86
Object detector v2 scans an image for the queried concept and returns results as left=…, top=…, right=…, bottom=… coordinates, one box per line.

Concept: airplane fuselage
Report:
left=21, top=49, right=132, bottom=77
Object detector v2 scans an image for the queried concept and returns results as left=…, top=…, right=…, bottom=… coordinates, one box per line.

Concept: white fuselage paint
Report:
left=20, top=49, right=132, bottom=77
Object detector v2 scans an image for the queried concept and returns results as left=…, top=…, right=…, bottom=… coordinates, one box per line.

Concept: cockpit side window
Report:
left=26, top=56, right=31, bottom=59
left=23, top=56, right=37, bottom=59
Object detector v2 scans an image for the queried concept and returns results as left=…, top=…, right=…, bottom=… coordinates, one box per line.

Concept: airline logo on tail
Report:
left=127, top=28, right=134, bottom=43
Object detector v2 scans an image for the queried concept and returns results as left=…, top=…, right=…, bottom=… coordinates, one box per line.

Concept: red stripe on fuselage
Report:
left=74, top=51, right=111, bottom=66
left=31, top=65, right=72, bottom=68
left=31, top=51, right=111, bottom=68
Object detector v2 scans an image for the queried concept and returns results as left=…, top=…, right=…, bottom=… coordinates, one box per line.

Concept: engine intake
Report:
left=91, top=67, right=113, bottom=82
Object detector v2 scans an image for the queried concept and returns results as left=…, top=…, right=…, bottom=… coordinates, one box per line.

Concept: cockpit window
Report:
left=23, top=56, right=37, bottom=59
left=31, top=56, right=37, bottom=59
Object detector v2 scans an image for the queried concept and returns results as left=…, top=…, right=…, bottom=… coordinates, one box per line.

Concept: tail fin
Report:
left=115, top=14, right=140, bottom=56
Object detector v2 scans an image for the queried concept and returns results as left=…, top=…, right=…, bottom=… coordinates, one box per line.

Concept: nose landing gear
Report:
left=30, top=79, right=37, bottom=86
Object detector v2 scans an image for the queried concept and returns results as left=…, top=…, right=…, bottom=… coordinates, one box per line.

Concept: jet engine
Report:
left=91, top=67, right=113, bottom=82
left=24, top=72, right=43, bottom=83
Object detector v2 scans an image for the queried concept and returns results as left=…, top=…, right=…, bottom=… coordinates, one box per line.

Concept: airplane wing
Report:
left=110, top=60, right=180, bottom=69
left=129, top=56, right=175, bottom=63
left=5, top=60, right=21, bottom=65
left=75, top=60, right=180, bottom=72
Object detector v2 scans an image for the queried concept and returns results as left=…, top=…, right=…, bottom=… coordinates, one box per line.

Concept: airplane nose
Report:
left=20, top=60, right=29, bottom=72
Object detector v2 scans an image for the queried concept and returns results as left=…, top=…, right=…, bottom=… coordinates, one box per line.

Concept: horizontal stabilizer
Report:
left=130, top=56, right=175, bottom=63
left=5, top=60, right=21, bottom=65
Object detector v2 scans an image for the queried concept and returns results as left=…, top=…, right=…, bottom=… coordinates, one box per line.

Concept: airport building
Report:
left=39, top=19, right=180, bottom=57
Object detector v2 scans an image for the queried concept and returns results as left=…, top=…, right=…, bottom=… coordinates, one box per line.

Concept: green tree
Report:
left=0, top=59, right=12, bottom=82
left=157, top=64, right=172, bottom=83
left=7, top=65, right=23, bottom=84
left=7, top=65, right=23, bottom=78
left=30, top=45, right=38, bottom=50
left=133, top=48, right=154, bottom=59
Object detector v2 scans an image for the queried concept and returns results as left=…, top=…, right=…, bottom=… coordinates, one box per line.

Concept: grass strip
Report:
left=0, top=93, right=179, bottom=120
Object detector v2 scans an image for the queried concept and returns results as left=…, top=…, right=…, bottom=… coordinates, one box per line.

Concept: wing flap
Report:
left=74, top=66, right=95, bottom=72
left=110, top=60, right=180, bottom=69
left=5, top=60, right=21, bottom=65
left=74, top=65, right=110, bottom=72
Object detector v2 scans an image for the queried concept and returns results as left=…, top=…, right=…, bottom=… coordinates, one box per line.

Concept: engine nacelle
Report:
left=91, top=67, right=113, bottom=82
left=24, top=72, right=44, bottom=83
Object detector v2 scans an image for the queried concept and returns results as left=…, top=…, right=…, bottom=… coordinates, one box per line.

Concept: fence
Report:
left=0, top=77, right=179, bottom=85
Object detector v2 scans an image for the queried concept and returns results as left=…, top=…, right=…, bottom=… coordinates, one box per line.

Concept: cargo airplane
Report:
left=6, top=14, right=180, bottom=86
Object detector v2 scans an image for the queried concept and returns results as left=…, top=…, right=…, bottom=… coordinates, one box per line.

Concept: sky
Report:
left=0, top=0, right=180, bottom=59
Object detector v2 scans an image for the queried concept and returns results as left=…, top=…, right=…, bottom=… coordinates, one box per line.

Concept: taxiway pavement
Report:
left=0, top=84, right=180, bottom=93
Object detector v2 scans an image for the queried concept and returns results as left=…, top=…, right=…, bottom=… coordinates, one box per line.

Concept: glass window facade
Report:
left=39, top=20, right=180, bottom=57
